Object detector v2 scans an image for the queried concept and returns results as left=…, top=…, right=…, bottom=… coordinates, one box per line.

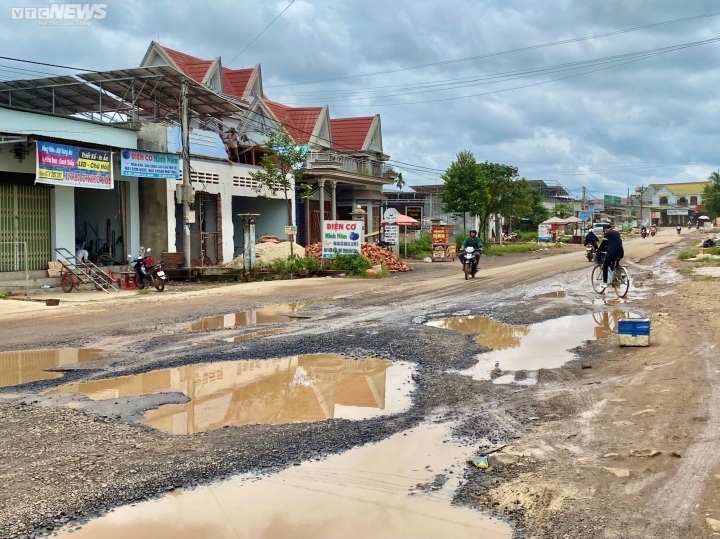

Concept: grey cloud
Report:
left=0, top=0, right=718, bottom=196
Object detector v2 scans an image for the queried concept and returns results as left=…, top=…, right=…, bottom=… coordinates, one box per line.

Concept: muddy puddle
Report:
left=0, top=348, right=102, bottom=388
left=47, top=355, right=414, bottom=434
left=57, top=422, right=511, bottom=539
left=190, top=300, right=328, bottom=331
left=531, top=290, right=567, bottom=299
left=428, top=311, right=638, bottom=381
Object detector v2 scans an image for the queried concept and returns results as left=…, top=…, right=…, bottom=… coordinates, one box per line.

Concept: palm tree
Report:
left=394, top=172, right=405, bottom=191
left=708, top=171, right=720, bottom=185
left=554, top=203, right=573, bottom=219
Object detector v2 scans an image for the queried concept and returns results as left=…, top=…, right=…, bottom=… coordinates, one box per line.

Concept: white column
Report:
left=318, top=179, right=326, bottom=239
left=366, top=204, right=374, bottom=235
left=221, top=192, right=234, bottom=264
left=126, top=177, right=140, bottom=258
left=50, top=186, right=75, bottom=256
left=331, top=180, right=337, bottom=220
left=167, top=182, right=177, bottom=252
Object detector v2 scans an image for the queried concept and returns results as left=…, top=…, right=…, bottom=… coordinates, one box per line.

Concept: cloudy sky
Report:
left=2, top=0, right=719, bottom=199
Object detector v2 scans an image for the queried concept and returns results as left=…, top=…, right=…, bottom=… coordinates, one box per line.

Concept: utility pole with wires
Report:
left=180, top=79, right=193, bottom=268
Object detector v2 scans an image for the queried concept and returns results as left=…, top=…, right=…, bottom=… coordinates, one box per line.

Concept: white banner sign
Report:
left=383, top=225, right=399, bottom=244
left=120, top=149, right=180, bottom=179
left=667, top=209, right=689, bottom=215
left=322, top=220, right=364, bottom=259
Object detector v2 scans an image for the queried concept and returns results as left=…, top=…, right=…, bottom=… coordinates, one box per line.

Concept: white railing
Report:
left=306, top=152, right=390, bottom=178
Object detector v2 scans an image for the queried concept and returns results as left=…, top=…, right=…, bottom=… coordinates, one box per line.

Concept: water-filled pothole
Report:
left=0, top=349, right=102, bottom=388
left=190, top=300, right=331, bottom=331
left=428, top=311, right=639, bottom=381
left=531, top=290, right=567, bottom=299
left=47, top=355, right=414, bottom=434
left=56, top=422, right=512, bottom=539
left=224, top=329, right=287, bottom=342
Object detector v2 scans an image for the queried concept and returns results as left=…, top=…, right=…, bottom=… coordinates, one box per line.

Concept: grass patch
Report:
left=331, top=253, right=374, bottom=276
left=0, top=291, right=7, bottom=300
left=137, top=289, right=150, bottom=295
left=517, top=231, right=538, bottom=242
left=485, top=243, right=546, bottom=256
left=691, top=275, right=720, bottom=282
left=268, top=255, right=320, bottom=276
left=678, top=249, right=699, bottom=260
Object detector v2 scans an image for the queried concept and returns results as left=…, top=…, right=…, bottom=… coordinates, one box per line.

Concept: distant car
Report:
left=592, top=222, right=609, bottom=235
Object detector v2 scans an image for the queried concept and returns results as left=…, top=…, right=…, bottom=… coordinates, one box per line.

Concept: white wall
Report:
left=50, top=186, right=75, bottom=255
left=0, top=108, right=137, bottom=149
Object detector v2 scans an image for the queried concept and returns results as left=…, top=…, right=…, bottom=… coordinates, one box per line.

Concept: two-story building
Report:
left=139, top=41, right=397, bottom=248
left=640, top=181, right=710, bottom=226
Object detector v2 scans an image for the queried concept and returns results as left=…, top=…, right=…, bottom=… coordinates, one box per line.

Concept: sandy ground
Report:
left=4, top=229, right=718, bottom=539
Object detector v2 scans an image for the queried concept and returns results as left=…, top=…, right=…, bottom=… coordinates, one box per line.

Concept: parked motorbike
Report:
left=462, top=246, right=480, bottom=280
left=650, top=227, right=656, bottom=237
left=129, top=248, right=166, bottom=292
left=375, top=240, right=393, bottom=252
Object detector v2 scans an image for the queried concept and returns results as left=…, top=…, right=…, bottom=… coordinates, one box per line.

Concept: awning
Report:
left=381, top=214, right=419, bottom=226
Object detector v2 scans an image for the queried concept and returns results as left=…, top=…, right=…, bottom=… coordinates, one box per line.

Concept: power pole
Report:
left=582, top=186, right=587, bottom=211
left=639, top=185, right=644, bottom=226
left=180, top=79, right=192, bottom=268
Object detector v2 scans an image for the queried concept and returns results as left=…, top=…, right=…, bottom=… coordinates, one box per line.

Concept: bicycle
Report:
left=591, top=256, right=630, bottom=298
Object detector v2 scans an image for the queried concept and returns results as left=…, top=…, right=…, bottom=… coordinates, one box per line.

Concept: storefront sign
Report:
left=667, top=209, right=689, bottom=215
left=383, top=225, right=399, bottom=244
left=120, top=150, right=180, bottom=179
left=651, top=212, right=661, bottom=219
left=578, top=211, right=593, bottom=223
left=322, top=220, right=364, bottom=259
left=604, top=195, right=622, bottom=206
left=538, top=224, right=552, bottom=242
left=284, top=226, right=297, bottom=236
left=431, top=226, right=448, bottom=244
left=406, top=206, right=422, bottom=229
left=36, top=141, right=112, bottom=189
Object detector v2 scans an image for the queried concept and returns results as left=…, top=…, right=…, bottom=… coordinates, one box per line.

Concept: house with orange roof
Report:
left=138, top=41, right=397, bottom=249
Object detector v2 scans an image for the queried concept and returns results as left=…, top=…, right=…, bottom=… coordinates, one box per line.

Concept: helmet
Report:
left=469, top=229, right=477, bottom=235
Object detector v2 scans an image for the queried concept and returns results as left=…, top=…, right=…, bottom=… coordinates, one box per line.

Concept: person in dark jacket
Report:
left=598, top=224, right=624, bottom=286
left=584, top=229, right=599, bottom=251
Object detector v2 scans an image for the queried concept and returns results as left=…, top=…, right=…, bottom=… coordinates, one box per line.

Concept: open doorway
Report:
left=74, top=181, right=127, bottom=265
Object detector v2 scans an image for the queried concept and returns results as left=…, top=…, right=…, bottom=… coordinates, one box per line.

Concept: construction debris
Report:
left=304, top=243, right=413, bottom=272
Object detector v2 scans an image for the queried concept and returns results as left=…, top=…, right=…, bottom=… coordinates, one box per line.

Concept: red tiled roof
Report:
left=222, top=67, right=254, bottom=98
left=264, top=99, right=322, bottom=143
left=159, top=45, right=213, bottom=82
left=330, top=117, right=374, bottom=152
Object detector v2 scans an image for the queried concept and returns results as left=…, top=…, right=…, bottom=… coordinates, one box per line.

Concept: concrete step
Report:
left=0, top=270, right=51, bottom=281
left=0, top=277, right=61, bottom=290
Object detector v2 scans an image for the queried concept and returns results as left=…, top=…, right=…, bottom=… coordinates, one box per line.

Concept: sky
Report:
left=1, top=0, right=719, bottom=200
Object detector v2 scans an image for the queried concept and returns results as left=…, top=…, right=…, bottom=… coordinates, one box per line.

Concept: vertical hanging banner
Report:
left=36, top=141, right=113, bottom=189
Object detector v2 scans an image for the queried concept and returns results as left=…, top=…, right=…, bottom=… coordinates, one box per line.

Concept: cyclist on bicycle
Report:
left=598, top=224, right=624, bottom=287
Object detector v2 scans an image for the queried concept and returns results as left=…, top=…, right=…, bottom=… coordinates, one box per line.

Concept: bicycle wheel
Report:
left=613, top=265, right=630, bottom=298
left=591, top=265, right=605, bottom=294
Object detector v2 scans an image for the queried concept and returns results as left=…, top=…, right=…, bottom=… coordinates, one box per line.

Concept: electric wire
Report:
left=266, top=10, right=720, bottom=88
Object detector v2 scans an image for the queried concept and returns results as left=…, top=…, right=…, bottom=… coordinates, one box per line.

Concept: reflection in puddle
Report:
left=224, top=329, right=287, bottom=343
left=429, top=312, right=638, bottom=380
left=531, top=291, right=567, bottom=299
left=191, top=300, right=330, bottom=331
left=57, top=423, right=511, bottom=539
left=47, top=355, right=414, bottom=434
left=0, top=349, right=102, bottom=388
left=427, top=315, right=530, bottom=350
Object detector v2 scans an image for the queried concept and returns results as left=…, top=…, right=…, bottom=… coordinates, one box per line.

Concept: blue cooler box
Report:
left=618, top=318, right=650, bottom=347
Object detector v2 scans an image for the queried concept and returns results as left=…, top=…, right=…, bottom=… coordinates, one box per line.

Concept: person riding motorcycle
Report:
left=584, top=229, right=600, bottom=253
left=676, top=225, right=682, bottom=235
left=640, top=225, right=647, bottom=238
left=461, top=230, right=482, bottom=268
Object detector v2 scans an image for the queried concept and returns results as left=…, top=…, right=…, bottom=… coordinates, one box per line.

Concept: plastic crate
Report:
left=618, top=318, right=650, bottom=347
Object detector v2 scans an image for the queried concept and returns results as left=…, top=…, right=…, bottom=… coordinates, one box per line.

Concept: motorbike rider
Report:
left=676, top=225, right=682, bottom=234
left=640, top=224, right=647, bottom=238
left=461, top=230, right=483, bottom=268
left=584, top=228, right=600, bottom=252
left=598, top=224, right=624, bottom=288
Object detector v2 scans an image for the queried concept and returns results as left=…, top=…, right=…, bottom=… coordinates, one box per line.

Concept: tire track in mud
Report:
left=645, top=337, right=720, bottom=533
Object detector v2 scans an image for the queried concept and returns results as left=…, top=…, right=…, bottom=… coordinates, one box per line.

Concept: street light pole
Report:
left=180, top=79, right=192, bottom=268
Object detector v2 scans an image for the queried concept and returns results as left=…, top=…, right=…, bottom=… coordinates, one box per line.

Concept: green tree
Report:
left=394, top=172, right=406, bottom=191
left=703, top=171, right=720, bottom=218
left=524, top=185, right=551, bottom=225
left=250, top=127, right=311, bottom=255
left=554, top=203, right=573, bottom=219
left=439, top=150, right=485, bottom=221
